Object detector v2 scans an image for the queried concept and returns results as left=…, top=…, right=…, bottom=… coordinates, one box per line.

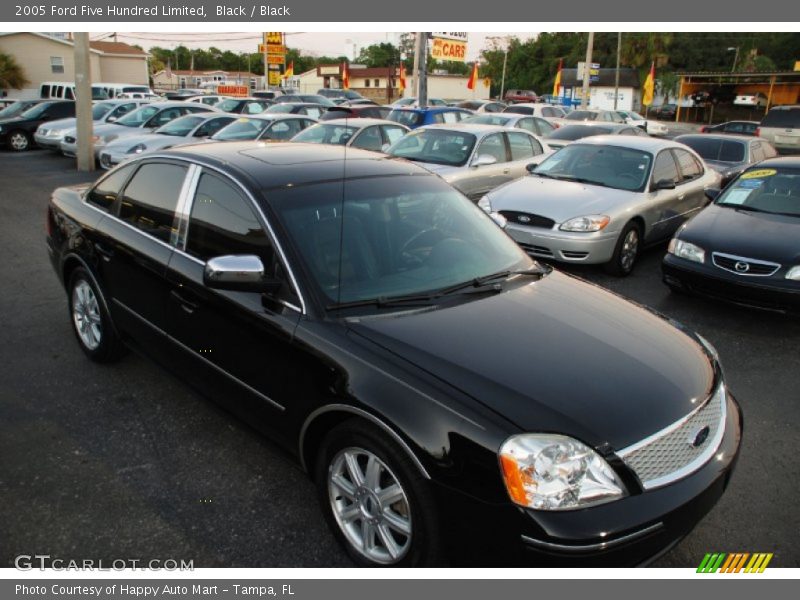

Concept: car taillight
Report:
left=700, top=126, right=707, bottom=133
left=755, top=127, right=761, bottom=137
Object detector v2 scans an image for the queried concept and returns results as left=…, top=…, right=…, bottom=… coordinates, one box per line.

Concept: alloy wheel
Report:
left=620, top=228, right=639, bottom=272
left=9, top=132, right=29, bottom=151
left=72, top=280, right=102, bottom=350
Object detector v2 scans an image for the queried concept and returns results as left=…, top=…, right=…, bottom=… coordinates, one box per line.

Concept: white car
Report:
left=502, top=103, right=569, bottom=126
left=734, top=92, right=768, bottom=108
left=616, top=110, right=668, bottom=136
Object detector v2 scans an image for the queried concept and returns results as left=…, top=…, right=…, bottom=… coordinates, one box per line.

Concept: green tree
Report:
left=356, top=42, right=401, bottom=68
left=0, top=52, right=29, bottom=89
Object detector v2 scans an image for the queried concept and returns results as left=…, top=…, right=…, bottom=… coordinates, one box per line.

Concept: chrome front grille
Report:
left=618, top=384, right=727, bottom=490
left=712, top=252, right=780, bottom=277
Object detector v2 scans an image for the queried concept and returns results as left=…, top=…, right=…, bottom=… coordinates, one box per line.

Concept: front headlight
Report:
left=48, top=128, right=65, bottom=137
left=477, top=195, right=492, bottom=213
left=559, top=215, right=610, bottom=232
left=668, top=238, right=705, bottom=264
left=499, top=434, right=626, bottom=510
left=786, top=266, right=800, bottom=281
left=127, top=143, right=146, bottom=155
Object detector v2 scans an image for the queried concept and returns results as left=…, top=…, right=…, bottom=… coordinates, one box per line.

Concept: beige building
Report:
left=0, top=32, right=149, bottom=99
left=152, top=69, right=265, bottom=92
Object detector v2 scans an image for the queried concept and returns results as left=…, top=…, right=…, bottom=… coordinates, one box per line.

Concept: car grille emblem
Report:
left=689, top=425, right=711, bottom=448
left=734, top=261, right=750, bottom=273
left=518, top=215, right=531, bottom=223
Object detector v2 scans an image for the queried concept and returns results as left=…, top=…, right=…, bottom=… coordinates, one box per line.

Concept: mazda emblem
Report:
left=518, top=215, right=531, bottom=223
left=734, top=261, right=750, bottom=273
left=689, top=425, right=711, bottom=448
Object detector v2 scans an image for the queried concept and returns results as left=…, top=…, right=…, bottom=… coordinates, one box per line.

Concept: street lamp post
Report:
left=728, top=47, right=740, bottom=73
left=487, top=36, right=510, bottom=101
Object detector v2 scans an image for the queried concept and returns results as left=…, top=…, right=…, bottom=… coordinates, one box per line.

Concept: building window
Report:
left=50, top=56, right=64, bottom=74
left=365, top=79, right=370, bottom=87
left=374, top=79, right=380, bottom=87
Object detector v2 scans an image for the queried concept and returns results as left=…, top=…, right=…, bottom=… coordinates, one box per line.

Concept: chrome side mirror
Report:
left=471, top=154, right=498, bottom=168
left=203, top=255, right=280, bottom=293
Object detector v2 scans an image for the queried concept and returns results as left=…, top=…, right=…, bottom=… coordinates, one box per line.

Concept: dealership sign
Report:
left=431, top=33, right=468, bottom=62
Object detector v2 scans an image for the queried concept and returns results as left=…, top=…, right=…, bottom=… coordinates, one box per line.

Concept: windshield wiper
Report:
left=722, top=204, right=769, bottom=214
left=435, top=266, right=549, bottom=296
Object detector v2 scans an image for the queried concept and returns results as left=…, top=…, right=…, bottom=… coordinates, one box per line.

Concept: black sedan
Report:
left=46, top=142, right=741, bottom=566
left=0, top=100, right=75, bottom=151
left=0, top=99, right=43, bottom=120
left=675, top=134, right=779, bottom=187
left=700, top=120, right=759, bottom=136
left=663, top=157, right=800, bottom=313
left=544, top=123, right=648, bottom=150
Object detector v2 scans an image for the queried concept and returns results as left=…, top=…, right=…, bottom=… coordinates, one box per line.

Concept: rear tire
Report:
left=67, top=267, right=125, bottom=363
left=8, top=130, right=31, bottom=152
left=314, top=418, right=445, bottom=567
left=605, top=222, right=642, bottom=277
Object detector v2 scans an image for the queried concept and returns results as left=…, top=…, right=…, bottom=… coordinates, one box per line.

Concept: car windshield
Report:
left=679, top=137, right=746, bottom=163
left=19, top=102, right=54, bottom=119
left=533, top=143, right=652, bottom=192
left=265, top=104, right=295, bottom=113
left=0, top=101, right=36, bottom=118
left=91, top=103, right=113, bottom=120
left=716, top=168, right=800, bottom=217
left=393, top=98, right=416, bottom=107
left=116, top=105, right=160, bottom=127
left=462, top=115, right=511, bottom=126
left=301, top=95, right=335, bottom=106
left=761, top=108, right=800, bottom=128
left=156, top=115, right=206, bottom=137
left=211, top=118, right=270, bottom=141
left=292, top=124, right=358, bottom=145
left=387, top=110, right=424, bottom=128
left=566, top=111, right=599, bottom=121
left=547, top=125, right=613, bottom=141
left=626, top=112, right=645, bottom=120
left=388, top=129, right=476, bottom=167
left=270, top=174, right=532, bottom=306
left=216, top=99, right=244, bottom=112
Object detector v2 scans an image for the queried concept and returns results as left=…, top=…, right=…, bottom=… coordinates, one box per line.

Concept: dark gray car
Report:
left=675, top=134, right=779, bottom=187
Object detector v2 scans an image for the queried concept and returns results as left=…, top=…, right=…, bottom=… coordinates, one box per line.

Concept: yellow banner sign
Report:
left=431, top=37, right=467, bottom=62
left=268, top=72, right=282, bottom=85
left=267, top=55, right=284, bottom=65
left=265, top=32, right=283, bottom=45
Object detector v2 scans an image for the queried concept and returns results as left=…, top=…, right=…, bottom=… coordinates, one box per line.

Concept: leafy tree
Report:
left=356, top=43, right=401, bottom=68
left=0, top=52, right=29, bottom=89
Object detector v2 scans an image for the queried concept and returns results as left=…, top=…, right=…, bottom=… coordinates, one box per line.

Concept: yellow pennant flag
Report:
left=642, top=61, right=656, bottom=107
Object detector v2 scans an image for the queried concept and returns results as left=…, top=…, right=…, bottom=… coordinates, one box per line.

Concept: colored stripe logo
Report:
left=697, top=553, right=773, bottom=573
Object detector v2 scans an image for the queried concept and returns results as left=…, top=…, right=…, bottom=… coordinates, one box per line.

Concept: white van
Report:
left=95, top=83, right=155, bottom=99
left=39, top=81, right=109, bottom=100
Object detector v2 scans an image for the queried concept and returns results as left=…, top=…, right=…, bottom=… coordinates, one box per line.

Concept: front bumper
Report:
left=663, top=254, right=800, bottom=314
left=34, top=132, right=65, bottom=150
left=434, top=392, right=742, bottom=566
left=98, top=150, right=127, bottom=169
left=505, top=222, right=619, bottom=265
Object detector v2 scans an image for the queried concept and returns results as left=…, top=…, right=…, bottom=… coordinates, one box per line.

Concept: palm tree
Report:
left=0, top=52, right=29, bottom=90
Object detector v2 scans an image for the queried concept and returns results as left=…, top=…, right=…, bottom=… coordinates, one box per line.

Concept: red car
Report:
left=504, top=89, right=538, bottom=104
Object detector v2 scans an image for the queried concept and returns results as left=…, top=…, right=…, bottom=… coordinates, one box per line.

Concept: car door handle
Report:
left=503, top=168, right=510, bottom=174
left=677, top=193, right=685, bottom=200
left=170, top=289, right=199, bottom=314
left=95, top=243, right=114, bottom=261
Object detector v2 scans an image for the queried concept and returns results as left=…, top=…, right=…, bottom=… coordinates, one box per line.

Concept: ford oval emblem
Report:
left=734, top=261, right=750, bottom=273
left=518, top=215, right=531, bottom=223
left=690, top=425, right=711, bottom=448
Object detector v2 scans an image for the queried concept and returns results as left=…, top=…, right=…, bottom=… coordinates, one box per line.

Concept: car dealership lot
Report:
left=1, top=150, right=798, bottom=567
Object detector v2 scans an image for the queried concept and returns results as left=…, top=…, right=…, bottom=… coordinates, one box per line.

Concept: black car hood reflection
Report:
left=681, top=204, right=800, bottom=264
left=348, top=270, right=714, bottom=451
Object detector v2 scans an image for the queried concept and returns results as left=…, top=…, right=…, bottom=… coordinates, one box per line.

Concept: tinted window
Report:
left=476, top=133, right=507, bottom=163
left=382, top=125, right=406, bottom=145
left=533, top=117, right=555, bottom=136
left=388, top=129, right=476, bottom=167
left=547, top=125, right=612, bottom=141
left=264, top=119, right=304, bottom=140
left=679, top=137, right=746, bottom=162
left=194, top=117, right=235, bottom=137
left=186, top=173, right=272, bottom=262
left=388, top=110, right=423, bottom=127
left=535, top=143, right=652, bottom=192
left=674, top=149, right=703, bottom=180
left=86, top=164, right=136, bottom=212
left=503, top=105, right=534, bottom=115
left=761, top=108, right=800, bottom=128
left=108, top=102, right=137, bottom=120
left=507, top=132, right=537, bottom=160
left=49, top=102, right=75, bottom=118
left=119, top=163, right=187, bottom=242
left=651, top=151, right=680, bottom=186
left=352, top=126, right=384, bottom=151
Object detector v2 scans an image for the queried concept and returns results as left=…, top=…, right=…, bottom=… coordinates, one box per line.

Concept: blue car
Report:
left=387, top=106, right=473, bottom=129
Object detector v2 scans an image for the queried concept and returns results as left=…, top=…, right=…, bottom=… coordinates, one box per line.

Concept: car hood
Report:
left=105, top=133, right=183, bottom=152
left=94, top=122, right=145, bottom=139
left=410, top=161, right=463, bottom=178
left=348, top=270, right=715, bottom=450
left=680, top=203, right=800, bottom=264
left=39, top=117, right=78, bottom=131
left=0, top=116, right=28, bottom=127
left=488, top=176, right=637, bottom=223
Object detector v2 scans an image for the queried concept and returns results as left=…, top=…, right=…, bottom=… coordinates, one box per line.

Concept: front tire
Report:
left=8, top=130, right=31, bottom=152
left=315, top=419, right=444, bottom=567
left=67, top=267, right=125, bottom=362
left=605, top=222, right=642, bottom=276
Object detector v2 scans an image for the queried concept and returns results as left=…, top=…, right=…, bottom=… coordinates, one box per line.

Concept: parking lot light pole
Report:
left=487, top=36, right=510, bottom=101
left=728, top=46, right=740, bottom=73
left=581, top=32, right=594, bottom=109
left=74, top=32, right=94, bottom=172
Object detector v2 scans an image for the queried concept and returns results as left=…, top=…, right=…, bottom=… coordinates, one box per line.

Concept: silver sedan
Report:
left=387, top=123, right=552, bottom=202
left=478, top=136, right=722, bottom=275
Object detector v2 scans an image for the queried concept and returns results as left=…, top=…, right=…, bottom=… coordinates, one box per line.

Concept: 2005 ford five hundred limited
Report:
left=46, top=142, right=741, bottom=566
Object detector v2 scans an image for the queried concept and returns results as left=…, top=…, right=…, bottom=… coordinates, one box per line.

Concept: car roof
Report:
left=314, top=118, right=405, bottom=128
left=416, top=123, right=522, bottom=136
left=575, top=135, right=679, bottom=152
left=506, top=103, right=559, bottom=109
left=161, top=142, right=433, bottom=190
left=390, top=106, right=468, bottom=113
left=228, top=113, right=310, bottom=121
left=751, top=156, right=800, bottom=168
left=675, top=133, right=755, bottom=143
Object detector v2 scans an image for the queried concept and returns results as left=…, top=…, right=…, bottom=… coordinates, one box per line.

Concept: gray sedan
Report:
left=478, top=136, right=722, bottom=275
left=290, top=118, right=409, bottom=152
left=461, top=113, right=557, bottom=137
left=98, top=112, right=237, bottom=169
left=387, top=124, right=552, bottom=202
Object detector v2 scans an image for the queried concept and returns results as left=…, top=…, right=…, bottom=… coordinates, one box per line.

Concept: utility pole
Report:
left=415, top=32, right=428, bottom=107
left=74, top=32, right=94, bottom=172
left=614, top=32, right=622, bottom=110
left=500, top=43, right=508, bottom=101
left=581, top=31, right=594, bottom=109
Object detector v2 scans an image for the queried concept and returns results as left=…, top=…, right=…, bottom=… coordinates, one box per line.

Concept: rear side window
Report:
left=673, top=149, right=703, bottom=180
left=441, top=111, right=460, bottom=124
left=86, top=164, right=136, bottom=212
left=534, top=117, right=555, bottom=136
left=507, top=132, right=539, bottom=160
left=651, top=151, right=680, bottom=186
left=761, top=108, right=800, bottom=128
left=186, top=173, right=272, bottom=262
left=119, top=163, right=188, bottom=242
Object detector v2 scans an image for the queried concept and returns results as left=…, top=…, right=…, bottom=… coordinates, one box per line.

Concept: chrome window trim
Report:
left=112, top=298, right=285, bottom=412
left=299, top=404, right=430, bottom=479
left=521, top=522, right=663, bottom=553
left=711, top=252, right=781, bottom=277
left=618, top=384, right=727, bottom=490
left=171, top=163, right=200, bottom=250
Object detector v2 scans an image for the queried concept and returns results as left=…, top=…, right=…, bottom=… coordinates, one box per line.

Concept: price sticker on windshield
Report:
left=741, top=169, right=777, bottom=179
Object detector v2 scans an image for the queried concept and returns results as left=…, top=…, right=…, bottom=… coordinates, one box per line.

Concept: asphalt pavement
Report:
left=0, top=150, right=798, bottom=568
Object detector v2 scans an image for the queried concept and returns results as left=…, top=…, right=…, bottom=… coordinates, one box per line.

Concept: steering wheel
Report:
left=397, top=228, right=449, bottom=267
left=617, top=173, right=640, bottom=186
